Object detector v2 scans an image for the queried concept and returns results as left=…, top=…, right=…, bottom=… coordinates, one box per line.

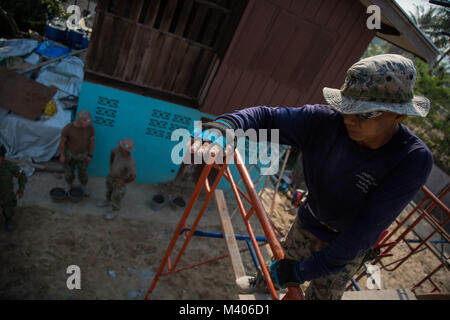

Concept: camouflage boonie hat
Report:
left=323, top=54, right=430, bottom=117
left=119, top=138, right=135, bottom=152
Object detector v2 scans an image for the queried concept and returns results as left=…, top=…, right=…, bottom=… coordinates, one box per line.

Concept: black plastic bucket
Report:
left=150, top=194, right=165, bottom=211
left=68, top=187, right=84, bottom=202
left=170, top=197, right=186, bottom=210
left=50, top=187, right=66, bottom=202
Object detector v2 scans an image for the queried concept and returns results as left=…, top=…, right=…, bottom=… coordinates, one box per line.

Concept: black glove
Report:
left=270, top=259, right=304, bottom=288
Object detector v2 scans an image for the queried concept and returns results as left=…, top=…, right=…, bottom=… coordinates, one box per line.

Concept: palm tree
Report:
left=409, top=4, right=450, bottom=66
left=409, top=5, right=449, bottom=49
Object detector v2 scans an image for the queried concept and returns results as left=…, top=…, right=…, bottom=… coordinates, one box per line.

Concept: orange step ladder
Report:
left=144, top=149, right=304, bottom=300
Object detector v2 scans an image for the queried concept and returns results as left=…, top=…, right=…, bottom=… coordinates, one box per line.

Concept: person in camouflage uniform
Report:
left=192, top=54, right=433, bottom=299
left=0, top=144, right=27, bottom=232
left=96, top=138, right=136, bottom=220
left=59, top=110, right=95, bottom=195
left=248, top=217, right=367, bottom=299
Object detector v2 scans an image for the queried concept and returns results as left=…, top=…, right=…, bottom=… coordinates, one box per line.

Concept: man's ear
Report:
left=394, top=114, right=407, bottom=124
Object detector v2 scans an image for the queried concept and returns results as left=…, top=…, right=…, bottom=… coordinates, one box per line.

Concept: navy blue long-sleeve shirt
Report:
left=217, top=104, right=433, bottom=281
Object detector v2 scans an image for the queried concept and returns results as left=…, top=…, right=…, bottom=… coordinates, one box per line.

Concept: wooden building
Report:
left=79, top=0, right=440, bottom=183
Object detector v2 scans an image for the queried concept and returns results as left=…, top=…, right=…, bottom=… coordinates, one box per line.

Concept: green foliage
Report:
left=1, top=0, right=68, bottom=35
left=406, top=58, right=450, bottom=173
left=362, top=5, right=450, bottom=174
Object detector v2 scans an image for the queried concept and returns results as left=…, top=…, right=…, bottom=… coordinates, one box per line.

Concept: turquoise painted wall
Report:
left=78, top=81, right=266, bottom=192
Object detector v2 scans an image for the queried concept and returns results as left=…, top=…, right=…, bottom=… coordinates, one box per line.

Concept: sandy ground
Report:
left=0, top=169, right=269, bottom=300
left=0, top=168, right=448, bottom=299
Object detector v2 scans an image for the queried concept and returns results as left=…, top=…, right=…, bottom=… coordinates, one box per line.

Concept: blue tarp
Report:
left=35, top=41, right=71, bottom=59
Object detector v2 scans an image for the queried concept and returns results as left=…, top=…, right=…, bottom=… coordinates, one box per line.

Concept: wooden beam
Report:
left=214, top=189, right=246, bottom=281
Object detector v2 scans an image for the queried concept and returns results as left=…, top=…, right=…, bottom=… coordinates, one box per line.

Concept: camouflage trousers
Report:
left=106, top=175, right=126, bottom=210
left=64, top=150, right=89, bottom=185
left=0, top=195, right=17, bottom=219
left=279, top=215, right=367, bottom=300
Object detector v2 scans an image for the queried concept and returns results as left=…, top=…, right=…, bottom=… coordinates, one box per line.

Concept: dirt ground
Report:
left=0, top=170, right=448, bottom=299
left=0, top=170, right=269, bottom=300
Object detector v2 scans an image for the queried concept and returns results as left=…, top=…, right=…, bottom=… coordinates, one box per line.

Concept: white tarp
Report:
left=35, top=56, right=84, bottom=96
left=0, top=100, right=71, bottom=175
left=0, top=39, right=39, bottom=60
left=0, top=55, right=84, bottom=167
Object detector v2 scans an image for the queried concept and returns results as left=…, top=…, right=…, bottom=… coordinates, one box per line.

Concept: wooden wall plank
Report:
left=198, top=55, right=220, bottom=106
left=228, top=1, right=277, bottom=68
left=143, top=0, right=162, bottom=26
left=129, top=0, right=144, bottom=21
left=299, top=0, right=366, bottom=105
left=85, top=10, right=105, bottom=70
left=202, top=0, right=255, bottom=112
left=213, top=66, right=243, bottom=115
left=124, top=26, right=152, bottom=81
left=258, top=78, right=279, bottom=106
left=254, top=10, right=297, bottom=77
left=100, top=16, right=131, bottom=76
left=270, top=83, right=292, bottom=107
left=241, top=74, right=270, bottom=107
left=313, top=0, right=337, bottom=24
left=174, top=0, right=195, bottom=36
left=188, top=49, right=215, bottom=97
left=202, top=62, right=230, bottom=113
left=288, top=0, right=309, bottom=16
left=215, top=0, right=248, bottom=57
left=271, top=0, right=292, bottom=10
left=187, top=4, right=210, bottom=42
left=163, top=41, right=190, bottom=90
left=283, top=87, right=302, bottom=107
left=294, top=28, right=337, bottom=91
left=271, top=20, right=314, bottom=87
left=201, top=9, right=224, bottom=47
left=225, top=70, right=255, bottom=109
left=300, top=0, right=323, bottom=20
left=93, top=14, right=116, bottom=73
left=113, top=22, right=137, bottom=77
left=135, top=29, right=159, bottom=84
left=160, top=0, right=179, bottom=32
left=143, top=32, right=166, bottom=85
left=149, top=36, right=179, bottom=88
left=172, top=44, right=203, bottom=95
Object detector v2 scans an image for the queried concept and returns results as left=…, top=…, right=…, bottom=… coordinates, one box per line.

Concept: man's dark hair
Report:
left=0, top=144, right=6, bottom=157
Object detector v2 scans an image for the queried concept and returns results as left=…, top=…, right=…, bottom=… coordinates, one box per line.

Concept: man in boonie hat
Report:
left=97, top=138, right=136, bottom=220
left=192, top=54, right=433, bottom=299
left=59, top=110, right=95, bottom=196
